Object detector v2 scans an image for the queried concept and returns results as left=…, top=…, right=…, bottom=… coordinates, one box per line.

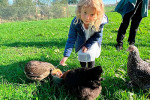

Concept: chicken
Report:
left=51, top=68, right=63, bottom=78
left=62, top=66, right=103, bottom=100
left=24, top=60, right=55, bottom=81
left=127, top=45, right=150, bottom=89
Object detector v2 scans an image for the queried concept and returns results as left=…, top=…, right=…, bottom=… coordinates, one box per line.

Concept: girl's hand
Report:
left=82, top=46, right=88, bottom=53
left=60, top=57, right=68, bottom=66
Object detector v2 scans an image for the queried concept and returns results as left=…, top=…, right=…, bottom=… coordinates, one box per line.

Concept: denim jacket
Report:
left=64, top=15, right=108, bottom=57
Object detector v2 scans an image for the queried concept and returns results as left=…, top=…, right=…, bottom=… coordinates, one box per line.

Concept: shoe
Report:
left=116, top=43, right=123, bottom=50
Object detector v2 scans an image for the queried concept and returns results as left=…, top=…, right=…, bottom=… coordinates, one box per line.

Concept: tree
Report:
left=12, top=0, right=36, bottom=20
left=0, top=0, right=13, bottom=20
left=0, top=0, right=8, bottom=7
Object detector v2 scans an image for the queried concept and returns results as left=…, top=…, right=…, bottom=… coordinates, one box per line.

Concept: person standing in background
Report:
left=115, top=0, right=149, bottom=50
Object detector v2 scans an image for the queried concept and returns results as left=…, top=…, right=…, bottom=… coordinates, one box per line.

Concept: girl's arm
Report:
left=63, top=17, right=77, bottom=57
left=60, top=18, right=77, bottom=66
left=60, top=57, right=68, bottom=66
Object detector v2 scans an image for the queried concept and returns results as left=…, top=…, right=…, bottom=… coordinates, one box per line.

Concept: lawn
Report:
left=0, top=10, right=150, bottom=99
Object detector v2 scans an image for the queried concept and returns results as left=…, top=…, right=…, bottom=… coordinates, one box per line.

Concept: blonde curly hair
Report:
left=75, top=0, right=104, bottom=31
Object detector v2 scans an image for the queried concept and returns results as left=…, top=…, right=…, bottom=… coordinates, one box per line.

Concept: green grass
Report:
left=0, top=10, right=150, bottom=100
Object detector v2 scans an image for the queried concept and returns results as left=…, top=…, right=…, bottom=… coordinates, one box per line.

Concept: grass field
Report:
left=0, top=10, right=150, bottom=100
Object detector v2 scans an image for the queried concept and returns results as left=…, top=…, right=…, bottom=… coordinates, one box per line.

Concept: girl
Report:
left=60, top=0, right=108, bottom=68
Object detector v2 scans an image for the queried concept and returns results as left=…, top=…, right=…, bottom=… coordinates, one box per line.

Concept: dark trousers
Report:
left=80, top=61, right=95, bottom=68
left=117, top=0, right=143, bottom=45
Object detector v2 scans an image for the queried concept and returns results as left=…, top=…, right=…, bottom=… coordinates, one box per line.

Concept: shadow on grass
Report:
left=1, top=40, right=66, bottom=48
left=102, top=41, right=150, bottom=48
left=0, top=56, right=68, bottom=84
left=0, top=55, right=80, bottom=84
left=111, top=30, right=118, bottom=33
left=102, top=42, right=116, bottom=47
left=0, top=60, right=31, bottom=84
left=101, top=76, right=149, bottom=99
left=101, top=76, right=127, bottom=99
left=32, top=79, right=77, bottom=100
left=0, top=55, right=80, bottom=99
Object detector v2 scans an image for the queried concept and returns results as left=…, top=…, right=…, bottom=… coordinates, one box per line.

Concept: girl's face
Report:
left=81, top=7, right=97, bottom=27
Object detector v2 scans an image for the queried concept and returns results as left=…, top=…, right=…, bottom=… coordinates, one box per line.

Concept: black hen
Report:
left=127, top=45, right=150, bottom=89
left=62, top=66, right=103, bottom=100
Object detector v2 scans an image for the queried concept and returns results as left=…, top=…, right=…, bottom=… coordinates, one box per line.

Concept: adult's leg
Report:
left=128, top=0, right=142, bottom=45
left=80, top=62, right=87, bottom=68
left=88, top=61, right=95, bottom=68
left=116, top=11, right=133, bottom=46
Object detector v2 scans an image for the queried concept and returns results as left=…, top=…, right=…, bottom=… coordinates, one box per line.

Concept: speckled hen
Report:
left=24, top=60, right=55, bottom=81
left=127, top=45, right=150, bottom=89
